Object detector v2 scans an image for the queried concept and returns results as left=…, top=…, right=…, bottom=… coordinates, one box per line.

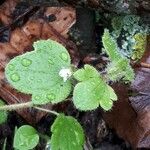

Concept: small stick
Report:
left=34, top=106, right=59, bottom=116
left=140, top=62, right=150, bottom=68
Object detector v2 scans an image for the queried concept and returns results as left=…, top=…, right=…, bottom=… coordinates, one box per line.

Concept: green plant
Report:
left=102, top=29, right=135, bottom=82
left=73, top=65, right=117, bottom=111
left=13, top=125, right=39, bottom=150
left=0, top=99, right=8, bottom=124
left=5, top=40, right=72, bottom=105
left=0, top=36, right=134, bottom=149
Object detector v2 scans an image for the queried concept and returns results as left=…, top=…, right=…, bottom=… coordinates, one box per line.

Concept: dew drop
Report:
left=48, top=58, right=54, bottom=65
left=34, top=95, right=41, bottom=100
left=21, top=58, right=32, bottom=67
left=91, top=82, right=96, bottom=86
left=46, top=93, right=55, bottom=100
left=37, top=79, right=42, bottom=83
left=8, top=64, right=15, bottom=71
left=30, top=77, right=34, bottom=80
left=60, top=52, right=68, bottom=61
left=10, top=73, right=20, bottom=82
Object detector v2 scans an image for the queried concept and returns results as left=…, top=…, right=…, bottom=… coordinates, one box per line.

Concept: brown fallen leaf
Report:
left=129, top=45, right=150, bottom=148
left=0, top=0, right=19, bottom=25
left=0, top=4, right=78, bottom=123
left=102, top=83, right=141, bottom=148
left=45, top=7, right=76, bottom=38
left=103, top=45, right=150, bottom=148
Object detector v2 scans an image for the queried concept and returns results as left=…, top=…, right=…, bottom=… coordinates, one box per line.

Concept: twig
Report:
left=0, top=102, right=33, bottom=111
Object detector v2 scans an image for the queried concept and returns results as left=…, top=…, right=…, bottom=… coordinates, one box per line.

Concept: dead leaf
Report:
left=0, top=0, right=18, bottom=25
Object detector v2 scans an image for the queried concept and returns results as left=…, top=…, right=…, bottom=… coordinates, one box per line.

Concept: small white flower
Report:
left=59, top=68, right=72, bottom=82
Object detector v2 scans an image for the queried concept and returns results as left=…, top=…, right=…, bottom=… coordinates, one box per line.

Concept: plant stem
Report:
left=38, top=133, right=50, bottom=141
left=0, top=102, right=59, bottom=116
left=33, top=106, right=59, bottom=116
left=0, top=102, right=33, bottom=111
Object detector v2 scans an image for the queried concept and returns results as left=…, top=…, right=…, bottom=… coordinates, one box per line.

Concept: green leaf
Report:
left=102, top=29, right=135, bottom=82
left=107, top=59, right=135, bottom=82
left=51, top=114, right=85, bottom=150
left=107, top=85, right=117, bottom=101
left=73, top=65, right=117, bottom=111
left=102, top=29, right=122, bottom=62
left=5, top=39, right=72, bottom=105
left=0, top=99, right=8, bottom=124
left=13, top=125, right=39, bottom=150
left=73, top=64, right=100, bottom=82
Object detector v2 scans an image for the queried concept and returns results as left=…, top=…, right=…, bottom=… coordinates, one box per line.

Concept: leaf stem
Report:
left=38, top=133, right=50, bottom=141
left=33, top=106, right=59, bottom=116
left=0, top=102, right=59, bottom=116
left=0, top=102, right=33, bottom=111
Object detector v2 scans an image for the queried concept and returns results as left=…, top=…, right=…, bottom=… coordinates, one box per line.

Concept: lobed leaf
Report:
left=102, top=29, right=135, bottom=82
left=5, top=39, right=72, bottom=105
left=51, top=114, right=85, bottom=150
left=73, top=65, right=117, bottom=111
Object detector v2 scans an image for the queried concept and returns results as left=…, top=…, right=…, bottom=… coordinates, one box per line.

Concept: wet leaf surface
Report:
left=5, top=40, right=72, bottom=105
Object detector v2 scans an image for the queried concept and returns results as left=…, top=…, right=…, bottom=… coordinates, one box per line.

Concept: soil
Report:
left=0, top=0, right=150, bottom=149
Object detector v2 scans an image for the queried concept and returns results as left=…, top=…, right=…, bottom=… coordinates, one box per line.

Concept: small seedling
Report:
left=102, top=29, right=135, bottom=82
left=0, top=31, right=135, bottom=149
left=73, top=64, right=117, bottom=111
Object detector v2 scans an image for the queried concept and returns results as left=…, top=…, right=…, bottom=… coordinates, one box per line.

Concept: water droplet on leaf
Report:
left=46, top=93, right=55, bottom=100
left=60, top=52, right=68, bottom=61
left=8, top=64, right=15, bottom=71
left=30, top=77, right=34, bottom=80
left=37, top=79, right=42, bottom=83
left=48, top=58, right=54, bottom=65
left=11, top=73, right=20, bottom=82
left=34, top=96, right=41, bottom=100
left=21, top=58, right=32, bottom=67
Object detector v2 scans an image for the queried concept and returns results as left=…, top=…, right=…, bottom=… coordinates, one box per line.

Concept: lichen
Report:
left=111, top=15, right=149, bottom=60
